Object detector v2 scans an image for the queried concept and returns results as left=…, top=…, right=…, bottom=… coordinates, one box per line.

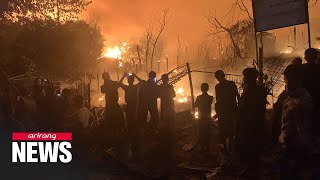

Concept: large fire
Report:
left=101, top=42, right=127, bottom=59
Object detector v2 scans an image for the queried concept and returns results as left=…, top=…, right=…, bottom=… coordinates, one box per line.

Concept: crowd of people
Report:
left=213, top=48, right=320, bottom=179
left=100, top=71, right=176, bottom=169
left=99, top=47, right=320, bottom=178
left=0, top=47, right=320, bottom=178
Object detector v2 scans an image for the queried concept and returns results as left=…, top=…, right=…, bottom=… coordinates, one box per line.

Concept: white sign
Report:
left=253, top=0, right=308, bottom=32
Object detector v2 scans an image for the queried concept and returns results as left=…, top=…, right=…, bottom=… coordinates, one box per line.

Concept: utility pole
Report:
left=218, top=42, right=221, bottom=60
left=117, top=58, right=120, bottom=81
left=166, top=56, right=169, bottom=72
left=186, top=63, right=195, bottom=119
left=305, top=0, right=311, bottom=48
left=97, top=71, right=99, bottom=91
left=258, top=32, right=264, bottom=84
left=294, top=26, right=297, bottom=48
left=56, top=0, right=60, bottom=22
left=177, top=56, right=179, bottom=68
left=177, top=36, right=181, bottom=68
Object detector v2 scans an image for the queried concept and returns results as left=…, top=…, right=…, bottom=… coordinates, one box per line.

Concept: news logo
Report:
left=12, top=132, right=72, bottom=163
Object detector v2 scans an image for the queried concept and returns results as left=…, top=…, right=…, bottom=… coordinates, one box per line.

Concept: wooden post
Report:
left=305, top=0, right=311, bottom=48
left=252, top=0, right=261, bottom=82
left=177, top=56, right=179, bottom=68
left=117, top=69, right=119, bottom=81
left=258, top=32, right=264, bottom=84
left=294, top=26, right=297, bottom=48
left=186, top=63, right=195, bottom=119
left=97, top=71, right=99, bottom=91
left=117, top=58, right=120, bottom=81
left=166, top=56, right=169, bottom=72
left=88, top=83, right=91, bottom=107
left=254, top=32, right=259, bottom=68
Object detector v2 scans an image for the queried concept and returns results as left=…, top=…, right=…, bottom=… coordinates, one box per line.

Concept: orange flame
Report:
left=174, top=87, right=189, bottom=103
left=101, top=42, right=127, bottom=59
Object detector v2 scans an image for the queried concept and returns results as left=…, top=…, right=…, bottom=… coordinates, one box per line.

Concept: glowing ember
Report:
left=118, top=61, right=124, bottom=68
left=177, top=87, right=184, bottom=94
left=195, top=111, right=199, bottom=119
left=98, top=96, right=104, bottom=101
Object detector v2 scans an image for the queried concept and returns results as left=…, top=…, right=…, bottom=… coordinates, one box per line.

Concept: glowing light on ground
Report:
left=194, top=110, right=216, bottom=120
left=174, top=87, right=189, bottom=104
left=280, top=50, right=292, bottom=54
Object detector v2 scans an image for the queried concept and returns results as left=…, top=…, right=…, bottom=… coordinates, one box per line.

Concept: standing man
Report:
left=158, top=73, right=176, bottom=170
left=158, top=74, right=176, bottom=130
left=214, top=70, right=240, bottom=156
left=195, top=83, right=213, bottom=152
left=119, top=72, right=142, bottom=161
left=101, top=72, right=125, bottom=153
left=279, top=64, right=313, bottom=179
left=143, top=71, right=160, bottom=132
left=302, top=48, right=320, bottom=139
left=237, top=68, right=268, bottom=175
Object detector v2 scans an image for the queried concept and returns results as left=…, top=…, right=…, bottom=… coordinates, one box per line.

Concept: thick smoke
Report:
left=83, top=0, right=234, bottom=44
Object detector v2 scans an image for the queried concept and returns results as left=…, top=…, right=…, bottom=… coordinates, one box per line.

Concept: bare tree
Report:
left=177, top=35, right=181, bottom=67
left=144, top=19, right=154, bottom=73
left=206, top=0, right=255, bottom=69
left=207, top=0, right=318, bottom=69
left=149, top=8, right=170, bottom=71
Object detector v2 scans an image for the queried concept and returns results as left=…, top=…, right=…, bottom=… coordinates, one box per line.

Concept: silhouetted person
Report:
left=101, top=72, right=125, bottom=151
left=0, top=100, right=24, bottom=178
left=195, top=83, right=213, bottom=152
left=158, top=74, right=176, bottom=170
left=32, top=78, right=43, bottom=104
left=37, top=84, right=60, bottom=131
left=143, top=71, right=160, bottom=132
left=71, top=95, right=93, bottom=156
left=272, top=89, right=287, bottom=145
left=316, top=49, right=320, bottom=65
left=302, top=48, right=320, bottom=138
left=291, top=57, right=302, bottom=65
left=272, top=58, right=304, bottom=145
left=71, top=95, right=93, bottom=130
left=119, top=72, right=142, bottom=161
left=101, top=72, right=124, bottom=124
left=56, top=88, right=72, bottom=130
left=215, top=70, right=240, bottom=156
left=279, top=64, right=313, bottom=179
left=159, top=74, right=176, bottom=129
left=237, top=68, right=268, bottom=174
left=14, top=87, right=37, bottom=130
